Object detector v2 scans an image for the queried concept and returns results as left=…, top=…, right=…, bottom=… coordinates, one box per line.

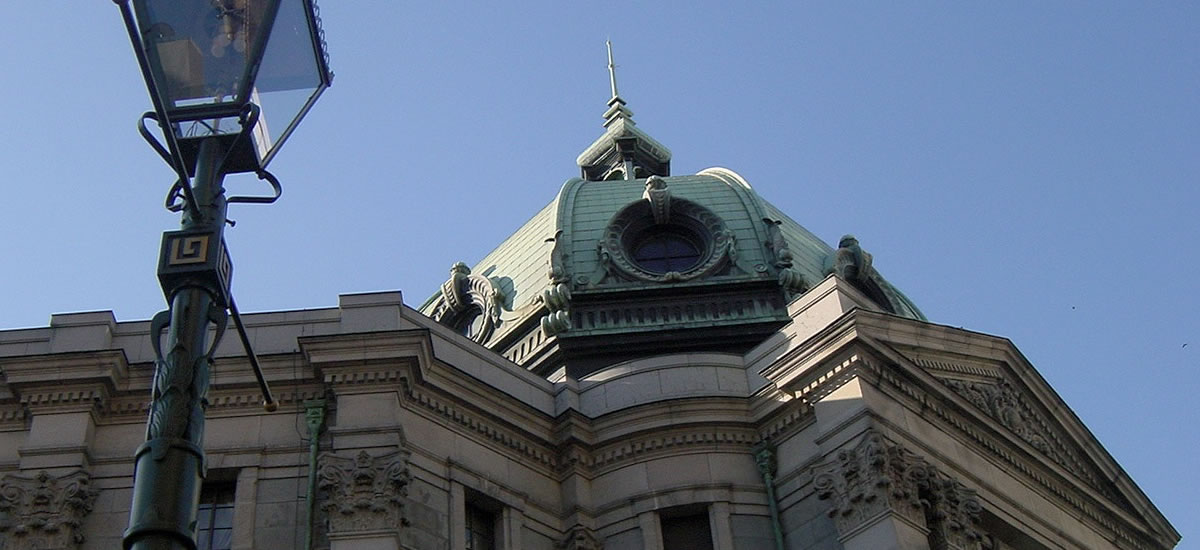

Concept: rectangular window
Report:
left=465, top=502, right=497, bottom=550
left=661, top=510, right=714, bottom=550
left=196, top=483, right=235, bottom=550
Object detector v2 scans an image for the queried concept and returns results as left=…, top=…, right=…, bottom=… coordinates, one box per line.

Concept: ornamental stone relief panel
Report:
left=0, top=470, right=98, bottom=550
left=316, top=449, right=412, bottom=537
left=938, top=377, right=1097, bottom=490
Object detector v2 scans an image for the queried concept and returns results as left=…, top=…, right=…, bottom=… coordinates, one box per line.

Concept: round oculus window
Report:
left=630, top=228, right=704, bottom=274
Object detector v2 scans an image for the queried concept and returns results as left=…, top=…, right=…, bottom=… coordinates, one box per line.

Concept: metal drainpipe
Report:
left=303, top=399, right=327, bottom=550
left=754, top=441, right=786, bottom=550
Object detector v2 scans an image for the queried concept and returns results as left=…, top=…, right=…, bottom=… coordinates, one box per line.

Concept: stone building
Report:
left=0, top=66, right=1180, bottom=550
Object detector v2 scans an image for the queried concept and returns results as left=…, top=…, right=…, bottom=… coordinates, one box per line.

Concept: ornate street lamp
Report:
left=113, top=1, right=331, bottom=549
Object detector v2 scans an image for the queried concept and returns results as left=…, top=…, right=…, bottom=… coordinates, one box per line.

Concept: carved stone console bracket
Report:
left=0, top=470, right=98, bottom=549
left=814, top=431, right=985, bottom=550
left=317, top=449, right=413, bottom=538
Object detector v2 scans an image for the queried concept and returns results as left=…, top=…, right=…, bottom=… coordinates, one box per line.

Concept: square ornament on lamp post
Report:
left=123, top=0, right=332, bottom=175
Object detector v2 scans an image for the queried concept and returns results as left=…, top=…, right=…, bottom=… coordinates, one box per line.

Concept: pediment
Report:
left=845, top=312, right=1179, bottom=548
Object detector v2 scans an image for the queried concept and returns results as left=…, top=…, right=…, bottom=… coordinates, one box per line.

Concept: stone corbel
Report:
left=0, top=470, right=98, bottom=549
left=317, top=449, right=412, bottom=539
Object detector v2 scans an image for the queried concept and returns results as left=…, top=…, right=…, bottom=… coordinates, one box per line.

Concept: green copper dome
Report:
left=421, top=49, right=921, bottom=377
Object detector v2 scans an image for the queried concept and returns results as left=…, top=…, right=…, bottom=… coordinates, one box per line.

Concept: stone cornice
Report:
left=0, top=350, right=128, bottom=386
left=756, top=308, right=863, bottom=392
left=1, top=350, right=129, bottom=416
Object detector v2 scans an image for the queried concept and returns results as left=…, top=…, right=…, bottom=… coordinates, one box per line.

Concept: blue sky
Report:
left=1, top=3, right=1196, bottom=545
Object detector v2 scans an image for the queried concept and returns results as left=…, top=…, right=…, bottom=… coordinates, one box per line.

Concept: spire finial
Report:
left=607, top=39, right=619, bottom=99
left=602, top=41, right=634, bottom=128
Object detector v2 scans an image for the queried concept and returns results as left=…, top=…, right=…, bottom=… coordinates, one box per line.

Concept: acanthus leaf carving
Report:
left=813, top=432, right=987, bottom=549
left=317, top=449, right=412, bottom=536
left=925, top=476, right=985, bottom=550
left=813, top=431, right=930, bottom=534
left=0, top=470, right=98, bottom=549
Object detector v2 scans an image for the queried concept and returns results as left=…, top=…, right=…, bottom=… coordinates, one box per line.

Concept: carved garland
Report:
left=0, top=470, right=98, bottom=549
left=591, top=197, right=734, bottom=285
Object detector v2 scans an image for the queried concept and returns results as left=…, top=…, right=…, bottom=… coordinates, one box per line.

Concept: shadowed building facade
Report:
left=0, top=53, right=1179, bottom=550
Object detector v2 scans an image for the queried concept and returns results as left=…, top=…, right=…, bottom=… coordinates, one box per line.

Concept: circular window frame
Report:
left=598, top=198, right=733, bottom=283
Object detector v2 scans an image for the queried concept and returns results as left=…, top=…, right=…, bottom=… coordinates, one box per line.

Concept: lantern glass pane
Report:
left=133, top=0, right=273, bottom=109
left=250, top=0, right=331, bottom=166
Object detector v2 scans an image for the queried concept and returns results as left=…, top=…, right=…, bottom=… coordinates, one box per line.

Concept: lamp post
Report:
left=113, top=1, right=331, bottom=549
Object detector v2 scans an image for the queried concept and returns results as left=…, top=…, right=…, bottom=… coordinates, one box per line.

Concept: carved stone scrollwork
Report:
left=813, top=432, right=931, bottom=534
left=540, top=282, right=572, bottom=336
left=0, top=470, right=98, bottom=549
left=557, top=525, right=602, bottom=550
left=940, top=379, right=1072, bottom=475
left=643, top=175, right=671, bottom=224
left=547, top=230, right=571, bottom=285
left=431, top=262, right=505, bottom=344
left=825, top=235, right=925, bottom=319
left=764, top=218, right=808, bottom=296
left=317, top=449, right=412, bottom=536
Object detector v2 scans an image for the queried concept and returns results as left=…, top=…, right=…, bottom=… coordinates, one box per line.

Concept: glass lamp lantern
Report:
left=127, top=0, right=332, bottom=174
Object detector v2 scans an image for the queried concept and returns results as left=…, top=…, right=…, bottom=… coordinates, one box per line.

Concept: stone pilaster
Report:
left=0, top=470, right=98, bottom=550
